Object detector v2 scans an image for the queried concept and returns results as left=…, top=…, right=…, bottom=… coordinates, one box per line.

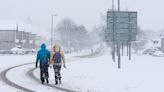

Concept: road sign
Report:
left=107, top=23, right=137, bottom=29
left=106, top=11, right=138, bottom=42
left=107, top=17, right=137, bottom=23
left=105, top=33, right=136, bottom=41
left=107, top=11, right=137, bottom=18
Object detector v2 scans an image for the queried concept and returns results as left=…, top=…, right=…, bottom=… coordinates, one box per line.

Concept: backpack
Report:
left=54, top=52, right=61, bottom=63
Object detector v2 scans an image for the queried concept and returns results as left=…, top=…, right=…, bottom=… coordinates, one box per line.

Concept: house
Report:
left=0, top=28, right=36, bottom=50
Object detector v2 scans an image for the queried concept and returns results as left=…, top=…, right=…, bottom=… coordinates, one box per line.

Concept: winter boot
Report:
left=59, top=77, right=62, bottom=84
left=55, top=75, right=58, bottom=85
left=46, top=79, right=49, bottom=84
left=59, top=79, right=62, bottom=84
left=41, top=79, right=44, bottom=84
left=55, top=80, right=58, bottom=85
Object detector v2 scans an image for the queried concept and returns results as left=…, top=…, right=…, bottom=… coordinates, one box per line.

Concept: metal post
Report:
left=51, top=15, right=53, bottom=49
left=113, top=42, right=115, bottom=62
left=128, top=11, right=131, bottom=60
left=127, top=42, right=129, bottom=56
left=118, top=0, right=121, bottom=69
left=129, top=42, right=131, bottom=60
left=122, top=42, right=124, bottom=56
left=118, top=0, right=120, bottom=11
left=51, top=14, right=58, bottom=49
left=118, top=41, right=121, bottom=69
left=112, top=0, right=115, bottom=62
left=112, top=43, right=114, bottom=60
left=112, top=0, right=114, bottom=11
left=117, top=42, right=119, bottom=56
left=28, top=33, right=30, bottom=49
left=21, top=31, right=23, bottom=48
left=14, top=24, right=17, bottom=47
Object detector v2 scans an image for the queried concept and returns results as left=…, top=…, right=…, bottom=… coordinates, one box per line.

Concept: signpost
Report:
left=105, top=0, right=138, bottom=68
left=106, top=11, right=138, bottom=68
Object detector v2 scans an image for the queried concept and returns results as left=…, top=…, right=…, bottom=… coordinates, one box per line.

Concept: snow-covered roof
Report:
left=0, top=20, right=48, bottom=38
left=0, top=21, right=17, bottom=30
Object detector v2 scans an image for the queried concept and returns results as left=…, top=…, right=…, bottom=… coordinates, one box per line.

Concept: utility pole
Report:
left=51, top=14, right=58, bottom=49
left=112, top=0, right=114, bottom=10
left=118, top=0, right=120, bottom=11
left=21, top=31, right=24, bottom=48
left=51, top=15, right=54, bottom=49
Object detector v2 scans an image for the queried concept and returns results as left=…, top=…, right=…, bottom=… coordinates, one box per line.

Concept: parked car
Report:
left=152, top=51, right=164, bottom=57
left=24, top=49, right=36, bottom=54
left=11, top=47, right=25, bottom=55
left=0, top=50, right=12, bottom=54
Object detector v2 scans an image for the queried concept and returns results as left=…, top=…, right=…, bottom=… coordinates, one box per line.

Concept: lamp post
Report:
left=51, top=14, right=58, bottom=49
left=118, top=0, right=120, bottom=11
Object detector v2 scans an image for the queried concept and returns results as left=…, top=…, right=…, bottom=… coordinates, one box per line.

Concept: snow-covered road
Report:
left=0, top=50, right=164, bottom=92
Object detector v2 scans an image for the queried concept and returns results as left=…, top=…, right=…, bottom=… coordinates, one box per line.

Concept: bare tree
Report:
left=55, top=18, right=90, bottom=52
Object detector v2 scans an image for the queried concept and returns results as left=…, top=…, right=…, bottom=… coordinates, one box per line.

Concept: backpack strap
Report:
left=54, top=52, right=61, bottom=63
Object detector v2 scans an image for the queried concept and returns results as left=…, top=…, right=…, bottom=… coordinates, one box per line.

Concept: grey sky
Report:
left=0, top=0, right=163, bottom=31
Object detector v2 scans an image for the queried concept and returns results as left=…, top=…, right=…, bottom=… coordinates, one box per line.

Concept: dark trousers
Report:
left=40, top=65, right=49, bottom=82
left=53, top=64, right=62, bottom=82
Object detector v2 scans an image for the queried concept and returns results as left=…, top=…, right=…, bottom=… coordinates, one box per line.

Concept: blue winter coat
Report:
left=36, top=44, right=50, bottom=67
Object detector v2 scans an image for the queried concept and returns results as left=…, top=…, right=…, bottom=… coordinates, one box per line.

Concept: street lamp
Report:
left=51, top=14, right=58, bottom=49
left=118, top=0, right=120, bottom=11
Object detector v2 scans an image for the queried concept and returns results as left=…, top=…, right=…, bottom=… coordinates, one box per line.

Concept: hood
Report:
left=41, top=43, right=46, bottom=49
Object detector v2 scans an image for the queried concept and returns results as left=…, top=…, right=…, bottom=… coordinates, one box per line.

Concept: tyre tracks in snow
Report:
left=0, top=63, right=76, bottom=92
left=0, top=63, right=35, bottom=92
left=0, top=47, right=105, bottom=92
left=75, top=45, right=105, bottom=58
left=27, top=68, right=76, bottom=92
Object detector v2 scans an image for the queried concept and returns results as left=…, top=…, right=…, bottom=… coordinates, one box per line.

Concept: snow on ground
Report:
left=69, top=44, right=104, bottom=57
left=0, top=49, right=164, bottom=92
left=68, top=50, right=92, bottom=57
left=65, top=52, right=164, bottom=92
left=6, top=64, right=62, bottom=92
left=0, top=55, right=36, bottom=92
left=35, top=50, right=164, bottom=92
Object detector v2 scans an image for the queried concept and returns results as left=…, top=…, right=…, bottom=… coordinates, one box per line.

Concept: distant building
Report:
left=0, top=29, right=36, bottom=50
left=161, top=38, right=164, bottom=52
left=0, top=30, right=16, bottom=50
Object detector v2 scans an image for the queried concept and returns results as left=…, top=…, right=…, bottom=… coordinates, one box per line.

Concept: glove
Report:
left=49, top=64, right=53, bottom=69
left=63, top=64, right=66, bottom=68
left=35, top=64, right=38, bottom=68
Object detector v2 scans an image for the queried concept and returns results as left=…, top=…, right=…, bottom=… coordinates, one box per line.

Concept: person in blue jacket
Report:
left=36, top=43, right=50, bottom=84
